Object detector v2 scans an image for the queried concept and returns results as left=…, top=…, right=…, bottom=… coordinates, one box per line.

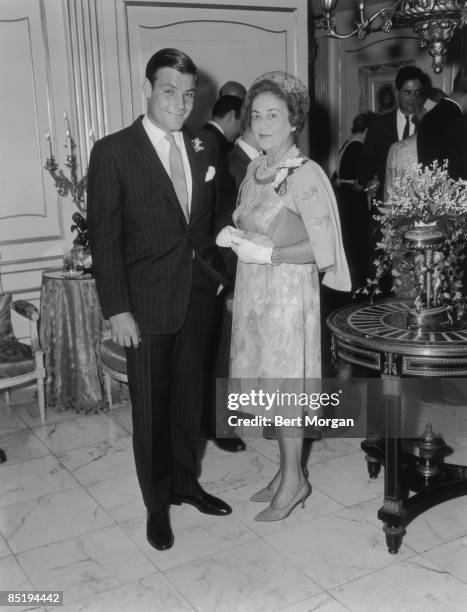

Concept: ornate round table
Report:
left=327, top=298, right=467, bottom=553
left=40, top=269, right=107, bottom=413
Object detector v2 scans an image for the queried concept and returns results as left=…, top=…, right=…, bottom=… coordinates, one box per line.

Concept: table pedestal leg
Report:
left=366, top=455, right=381, bottom=479
left=364, top=377, right=384, bottom=479
left=378, top=373, right=405, bottom=554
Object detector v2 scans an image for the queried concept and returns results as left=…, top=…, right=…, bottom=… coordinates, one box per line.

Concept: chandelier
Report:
left=317, top=1, right=467, bottom=73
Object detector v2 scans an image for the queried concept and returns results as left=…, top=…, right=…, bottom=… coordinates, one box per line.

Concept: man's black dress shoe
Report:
left=211, top=432, right=246, bottom=453
left=171, top=486, right=232, bottom=515
left=147, top=510, right=174, bottom=551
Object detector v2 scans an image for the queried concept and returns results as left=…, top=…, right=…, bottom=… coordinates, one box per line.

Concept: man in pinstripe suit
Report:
left=87, top=48, right=232, bottom=551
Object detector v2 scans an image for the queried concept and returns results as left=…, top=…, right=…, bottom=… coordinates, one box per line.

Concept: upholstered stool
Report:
left=100, top=338, right=127, bottom=409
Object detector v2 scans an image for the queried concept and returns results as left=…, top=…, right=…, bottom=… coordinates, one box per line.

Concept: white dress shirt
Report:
left=396, top=108, right=415, bottom=141
left=207, top=120, right=225, bottom=136
left=142, top=114, right=193, bottom=210
left=236, top=137, right=260, bottom=161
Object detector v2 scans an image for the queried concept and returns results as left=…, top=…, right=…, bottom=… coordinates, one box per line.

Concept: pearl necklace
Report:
left=254, top=145, right=299, bottom=184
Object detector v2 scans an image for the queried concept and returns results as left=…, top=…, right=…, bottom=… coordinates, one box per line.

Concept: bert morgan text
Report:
left=227, top=414, right=355, bottom=429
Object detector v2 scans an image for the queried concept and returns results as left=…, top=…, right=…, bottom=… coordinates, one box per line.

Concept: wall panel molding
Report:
left=65, top=0, right=107, bottom=166
left=0, top=0, right=65, bottom=246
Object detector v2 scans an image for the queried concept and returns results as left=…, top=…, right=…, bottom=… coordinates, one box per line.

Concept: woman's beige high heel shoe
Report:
left=254, top=481, right=311, bottom=522
left=250, top=485, right=276, bottom=503
left=250, top=468, right=309, bottom=502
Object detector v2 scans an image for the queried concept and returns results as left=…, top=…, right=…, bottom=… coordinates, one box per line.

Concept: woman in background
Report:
left=335, top=112, right=376, bottom=291
left=217, top=72, right=350, bottom=521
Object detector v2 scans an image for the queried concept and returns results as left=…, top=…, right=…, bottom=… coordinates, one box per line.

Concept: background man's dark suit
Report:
left=227, top=143, right=251, bottom=192
left=199, top=122, right=242, bottom=447
left=358, top=110, right=398, bottom=201
left=87, top=116, right=229, bottom=512
left=417, top=98, right=467, bottom=179
left=202, top=121, right=233, bottom=157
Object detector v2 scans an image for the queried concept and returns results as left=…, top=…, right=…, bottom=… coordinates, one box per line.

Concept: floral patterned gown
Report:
left=230, top=148, right=349, bottom=382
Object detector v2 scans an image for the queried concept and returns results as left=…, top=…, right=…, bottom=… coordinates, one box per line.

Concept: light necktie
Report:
left=402, top=115, right=411, bottom=140
left=166, top=133, right=189, bottom=220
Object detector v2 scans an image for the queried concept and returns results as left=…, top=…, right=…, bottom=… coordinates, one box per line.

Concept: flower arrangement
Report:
left=356, top=161, right=467, bottom=319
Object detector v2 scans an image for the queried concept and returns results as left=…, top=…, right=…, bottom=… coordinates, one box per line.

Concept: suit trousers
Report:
left=125, top=262, right=217, bottom=512
left=204, top=293, right=232, bottom=436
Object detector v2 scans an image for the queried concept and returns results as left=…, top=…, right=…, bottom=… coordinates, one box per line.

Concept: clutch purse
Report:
left=267, top=207, right=308, bottom=247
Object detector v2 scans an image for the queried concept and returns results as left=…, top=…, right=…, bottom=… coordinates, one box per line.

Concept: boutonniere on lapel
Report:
left=191, top=137, right=205, bottom=153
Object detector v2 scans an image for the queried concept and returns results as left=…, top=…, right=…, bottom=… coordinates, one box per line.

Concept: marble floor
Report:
left=1, top=387, right=467, bottom=612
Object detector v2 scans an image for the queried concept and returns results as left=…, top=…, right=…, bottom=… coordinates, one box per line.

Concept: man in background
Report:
left=202, top=95, right=243, bottom=156
left=359, top=65, right=426, bottom=201
left=202, top=95, right=245, bottom=452
left=227, top=124, right=261, bottom=191
left=219, top=80, right=246, bottom=100
left=417, top=65, right=467, bottom=180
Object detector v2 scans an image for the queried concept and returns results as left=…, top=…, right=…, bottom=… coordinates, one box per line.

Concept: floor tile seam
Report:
left=54, top=459, right=136, bottom=490
left=304, top=482, right=383, bottom=509
left=289, top=591, right=355, bottom=612
left=9, top=514, right=128, bottom=560
left=3, top=492, right=117, bottom=556
left=49, top=570, right=192, bottom=612
left=156, top=568, right=205, bottom=611
left=161, top=535, right=326, bottom=608
left=0, top=448, right=52, bottom=467
left=324, top=550, right=431, bottom=598
left=77, top=468, right=141, bottom=499
left=0, top=450, right=99, bottom=484
left=33, top=430, right=133, bottom=459
left=0, top=401, right=37, bottom=429
left=407, top=529, right=467, bottom=555
left=17, top=560, right=163, bottom=609
left=414, top=548, right=467, bottom=586
left=0, top=422, right=55, bottom=448
left=305, top=448, right=363, bottom=467
left=0, top=532, right=17, bottom=560
left=29, top=411, right=128, bottom=438
left=262, top=529, right=418, bottom=592
left=0, top=480, right=84, bottom=512
left=142, top=530, right=263, bottom=574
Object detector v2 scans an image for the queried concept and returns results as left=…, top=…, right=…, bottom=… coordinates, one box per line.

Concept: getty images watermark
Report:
left=226, top=388, right=354, bottom=430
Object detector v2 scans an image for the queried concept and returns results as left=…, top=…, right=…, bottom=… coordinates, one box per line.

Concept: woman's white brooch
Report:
left=272, top=157, right=307, bottom=195
left=191, top=138, right=204, bottom=152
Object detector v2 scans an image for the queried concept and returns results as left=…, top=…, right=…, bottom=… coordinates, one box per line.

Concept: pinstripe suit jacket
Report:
left=87, top=115, right=229, bottom=335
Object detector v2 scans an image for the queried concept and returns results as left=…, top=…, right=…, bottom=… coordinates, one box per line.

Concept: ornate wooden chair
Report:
left=100, top=338, right=127, bottom=409
left=0, top=292, right=46, bottom=422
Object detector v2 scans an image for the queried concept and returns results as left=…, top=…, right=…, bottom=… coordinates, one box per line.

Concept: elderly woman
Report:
left=217, top=72, right=350, bottom=521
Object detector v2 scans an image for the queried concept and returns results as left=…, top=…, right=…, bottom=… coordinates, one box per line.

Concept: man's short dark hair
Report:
left=212, top=95, right=242, bottom=120
left=352, top=112, right=377, bottom=134
left=395, top=66, right=425, bottom=90
left=453, top=66, right=467, bottom=94
left=219, top=81, right=246, bottom=99
left=145, top=48, right=197, bottom=86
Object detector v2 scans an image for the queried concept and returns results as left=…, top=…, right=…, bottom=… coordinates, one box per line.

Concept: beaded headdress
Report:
left=252, top=71, right=310, bottom=116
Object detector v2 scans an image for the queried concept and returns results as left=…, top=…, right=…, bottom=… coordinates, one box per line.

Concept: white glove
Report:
left=231, top=237, right=273, bottom=264
left=216, top=226, right=245, bottom=248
